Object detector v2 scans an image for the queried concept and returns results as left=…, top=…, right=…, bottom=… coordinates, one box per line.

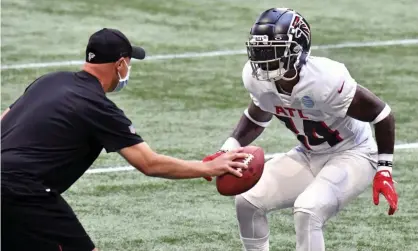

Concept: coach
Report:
left=1, top=28, right=247, bottom=251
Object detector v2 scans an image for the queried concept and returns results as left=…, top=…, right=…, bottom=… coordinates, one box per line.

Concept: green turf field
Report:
left=2, top=0, right=418, bottom=250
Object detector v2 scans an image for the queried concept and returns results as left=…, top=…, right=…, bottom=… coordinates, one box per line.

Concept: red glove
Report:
left=202, top=151, right=226, bottom=181
left=373, top=169, right=398, bottom=215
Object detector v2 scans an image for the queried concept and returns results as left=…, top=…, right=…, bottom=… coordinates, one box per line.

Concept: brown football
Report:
left=216, top=145, right=265, bottom=196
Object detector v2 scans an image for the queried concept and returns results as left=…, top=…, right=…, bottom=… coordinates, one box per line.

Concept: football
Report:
left=216, top=145, right=265, bottom=196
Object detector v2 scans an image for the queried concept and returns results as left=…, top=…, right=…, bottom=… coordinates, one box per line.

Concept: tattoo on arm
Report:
left=231, top=101, right=273, bottom=146
left=347, top=85, right=395, bottom=154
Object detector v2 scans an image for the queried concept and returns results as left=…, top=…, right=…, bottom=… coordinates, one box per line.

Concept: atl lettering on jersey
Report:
left=242, top=56, right=377, bottom=154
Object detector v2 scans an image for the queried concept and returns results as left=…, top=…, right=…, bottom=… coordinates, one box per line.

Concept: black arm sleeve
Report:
left=9, top=78, right=40, bottom=109
left=9, top=97, right=21, bottom=109
left=85, top=99, right=144, bottom=153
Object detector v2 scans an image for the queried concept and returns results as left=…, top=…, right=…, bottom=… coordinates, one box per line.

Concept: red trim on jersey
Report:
left=298, top=109, right=309, bottom=119
left=312, top=128, right=319, bottom=139
left=321, top=121, right=343, bottom=141
left=289, top=118, right=300, bottom=134
left=301, top=136, right=312, bottom=150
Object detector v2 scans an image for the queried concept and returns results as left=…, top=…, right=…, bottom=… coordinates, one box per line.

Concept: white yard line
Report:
left=2, top=39, right=418, bottom=70
left=85, top=142, right=418, bottom=174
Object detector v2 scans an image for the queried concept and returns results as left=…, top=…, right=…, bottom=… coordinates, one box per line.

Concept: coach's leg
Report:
left=236, top=149, right=314, bottom=251
left=293, top=151, right=376, bottom=251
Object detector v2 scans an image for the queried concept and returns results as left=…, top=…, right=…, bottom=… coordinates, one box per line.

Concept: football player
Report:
left=203, top=8, right=398, bottom=251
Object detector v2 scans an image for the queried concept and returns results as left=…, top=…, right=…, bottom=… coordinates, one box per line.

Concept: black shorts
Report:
left=1, top=182, right=95, bottom=251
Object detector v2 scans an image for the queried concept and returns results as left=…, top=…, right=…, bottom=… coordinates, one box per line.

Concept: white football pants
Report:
left=235, top=146, right=377, bottom=251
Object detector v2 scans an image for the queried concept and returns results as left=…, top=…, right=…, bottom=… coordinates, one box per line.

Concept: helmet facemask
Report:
left=246, top=35, right=303, bottom=82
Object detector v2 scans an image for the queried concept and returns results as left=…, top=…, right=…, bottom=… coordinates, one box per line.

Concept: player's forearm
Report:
left=373, top=111, right=395, bottom=173
left=374, top=113, right=395, bottom=154
left=145, top=154, right=210, bottom=179
left=346, top=86, right=395, bottom=165
left=220, top=102, right=271, bottom=151
left=231, top=114, right=265, bottom=147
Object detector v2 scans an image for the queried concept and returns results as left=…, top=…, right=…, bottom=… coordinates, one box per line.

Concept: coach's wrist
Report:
left=196, top=161, right=213, bottom=176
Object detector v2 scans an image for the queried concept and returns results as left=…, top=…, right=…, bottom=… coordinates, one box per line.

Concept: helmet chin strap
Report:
left=257, top=67, right=285, bottom=81
left=281, top=69, right=298, bottom=81
left=277, top=68, right=298, bottom=95
left=256, top=68, right=296, bottom=95
left=257, top=63, right=298, bottom=82
left=276, top=81, right=292, bottom=95
left=281, top=52, right=304, bottom=81
left=255, top=50, right=309, bottom=85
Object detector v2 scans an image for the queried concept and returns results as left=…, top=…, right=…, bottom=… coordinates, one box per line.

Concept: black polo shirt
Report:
left=1, top=70, right=143, bottom=194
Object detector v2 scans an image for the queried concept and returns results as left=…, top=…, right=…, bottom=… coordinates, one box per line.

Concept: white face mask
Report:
left=113, top=60, right=131, bottom=92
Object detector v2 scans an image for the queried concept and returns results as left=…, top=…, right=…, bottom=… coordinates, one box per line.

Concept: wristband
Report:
left=220, top=137, right=241, bottom=151
left=377, top=154, right=393, bottom=173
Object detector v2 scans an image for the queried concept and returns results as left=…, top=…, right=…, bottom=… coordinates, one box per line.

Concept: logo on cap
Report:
left=88, top=52, right=95, bottom=62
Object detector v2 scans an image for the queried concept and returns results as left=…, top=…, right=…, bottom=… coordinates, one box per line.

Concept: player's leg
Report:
left=235, top=148, right=314, bottom=251
left=293, top=150, right=376, bottom=251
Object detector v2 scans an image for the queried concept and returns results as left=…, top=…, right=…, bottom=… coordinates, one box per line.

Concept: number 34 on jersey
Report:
left=275, top=105, right=343, bottom=150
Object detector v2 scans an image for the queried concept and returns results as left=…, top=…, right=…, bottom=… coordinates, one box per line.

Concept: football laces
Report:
left=236, top=154, right=255, bottom=172
left=243, top=154, right=254, bottom=165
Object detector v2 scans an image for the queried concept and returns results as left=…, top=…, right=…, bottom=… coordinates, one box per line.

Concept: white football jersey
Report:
left=242, top=56, right=377, bottom=154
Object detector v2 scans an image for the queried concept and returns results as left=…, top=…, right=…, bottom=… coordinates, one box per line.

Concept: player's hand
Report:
left=202, top=150, right=226, bottom=181
left=373, top=170, right=398, bottom=215
left=203, top=148, right=248, bottom=180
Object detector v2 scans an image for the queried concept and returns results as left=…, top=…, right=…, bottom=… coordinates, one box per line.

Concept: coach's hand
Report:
left=373, top=169, right=398, bottom=215
left=203, top=148, right=248, bottom=181
left=202, top=150, right=226, bottom=181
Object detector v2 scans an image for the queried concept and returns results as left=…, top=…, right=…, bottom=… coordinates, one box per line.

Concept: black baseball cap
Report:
left=85, top=28, right=146, bottom=64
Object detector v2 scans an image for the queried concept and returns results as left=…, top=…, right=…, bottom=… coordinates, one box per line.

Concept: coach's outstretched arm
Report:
left=346, top=85, right=398, bottom=215
left=80, top=92, right=248, bottom=181
left=119, top=143, right=248, bottom=179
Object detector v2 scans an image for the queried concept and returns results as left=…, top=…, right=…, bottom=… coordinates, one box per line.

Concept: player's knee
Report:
left=293, top=210, right=323, bottom=230
left=235, top=194, right=267, bottom=226
left=235, top=194, right=266, bottom=216
left=293, top=183, right=339, bottom=223
left=235, top=195, right=269, bottom=239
